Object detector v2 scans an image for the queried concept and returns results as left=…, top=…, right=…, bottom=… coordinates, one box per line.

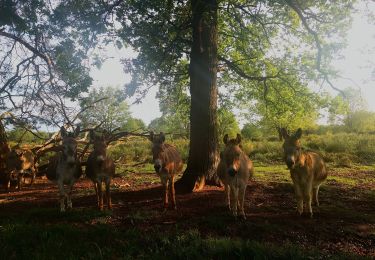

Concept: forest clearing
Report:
left=1, top=0, right=375, bottom=259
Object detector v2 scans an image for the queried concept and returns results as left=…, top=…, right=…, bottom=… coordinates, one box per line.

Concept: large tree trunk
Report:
left=175, top=0, right=220, bottom=193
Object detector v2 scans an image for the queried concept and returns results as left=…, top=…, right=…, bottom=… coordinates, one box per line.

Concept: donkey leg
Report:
left=6, top=179, right=10, bottom=191
left=105, top=178, right=112, bottom=210
left=304, top=187, right=313, bottom=218
left=224, top=184, right=231, bottom=210
left=238, top=185, right=247, bottom=220
left=58, top=183, right=66, bottom=212
left=294, top=184, right=304, bottom=216
left=66, top=182, right=74, bottom=210
left=161, top=177, right=168, bottom=210
left=30, top=166, right=36, bottom=185
left=17, top=172, right=22, bottom=191
left=230, top=185, right=239, bottom=217
left=169, top=176, right=177, bottom=210
left=312, top=186, right=320, bottom=207
left=94, top=182, right=99, bottom=208
left=97, top=181, right=104, bottom=211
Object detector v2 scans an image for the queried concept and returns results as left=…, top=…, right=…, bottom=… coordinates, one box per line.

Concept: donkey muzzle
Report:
left=228, top=168, right=237, bottom=177
left=286, top=160, right=295, bottom=169
left=154, top=165, right=161, bottom=173
left=66, top=157, right=76, bottom=166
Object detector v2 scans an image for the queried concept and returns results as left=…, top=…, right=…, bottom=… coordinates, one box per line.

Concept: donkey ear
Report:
left=223, top=134, right=229, bottom=145
left=74, top=125, right=80, bottom=137
left=236, top=134, right=242, bottom=144
left=149, top=131, right=154, bottom=142
left=60, top=127, right=67, bottom=138
left=159, top=132, right=166, bottom=143
left=280, top=128, right=289, bottom=139
left=294, top=128, right=302, bottom=139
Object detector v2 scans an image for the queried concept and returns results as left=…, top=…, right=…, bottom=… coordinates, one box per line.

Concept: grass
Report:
left=1, top=218, right=370, bottom=259
left=253, top=163, right=290, bottom=183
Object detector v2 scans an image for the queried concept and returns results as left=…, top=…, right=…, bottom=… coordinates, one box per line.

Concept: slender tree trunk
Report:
left=175, top=0, right=220, bottom=193
left=0, top=119, right=9, bottom=172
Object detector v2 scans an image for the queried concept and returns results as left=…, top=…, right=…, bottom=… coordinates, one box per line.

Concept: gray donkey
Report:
left=281, top=128, right=327, bottom=218
left=85, top=130, right=115, bottom=211
left=47, top=126, right=82, bottom=212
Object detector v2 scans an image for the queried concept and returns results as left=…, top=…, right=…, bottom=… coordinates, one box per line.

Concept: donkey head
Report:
left=281, top=128, right=303, bottom=169
left=90, top=130, right=109, bottom=163
left=60, top=126, right=80, bottom=165
left=149, top=131, right=166, bottom=174
left=222, top=133, right=242, bottom=177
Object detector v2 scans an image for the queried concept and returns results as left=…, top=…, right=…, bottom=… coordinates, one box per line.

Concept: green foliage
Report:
left=241, top=123, right=264, bottom=140
left=217, top=108, right=240, bottom=141
left=6, top=128, right=49, bottom=144
left=106, top=130, right=375, bottom=166
left=148, top=115, right=189, bottom=138
left=79, top=86, right=143, bottom=132
left=327, top=87, right=373, bottom=132
left=94, top=0, right=356, bottom=132
left=303, top=133, right=375, bottom=164
left=122, top=118, right=146, bottom=132
left=327, top=94, right=350, bottom=125
left=108, top=138, right=151, bottom=163
left=344, top=110, right=375, bottom=133
left=108, top=137, right=190, bottom=164
left=0, top=0, right=98, bottom=125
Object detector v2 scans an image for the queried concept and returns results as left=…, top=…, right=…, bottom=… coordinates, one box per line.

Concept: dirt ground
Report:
left=0, top=170, right=374, bottom=258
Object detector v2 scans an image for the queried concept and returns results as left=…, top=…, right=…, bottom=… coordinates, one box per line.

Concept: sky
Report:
left=90, top=3, right=375, bottom=126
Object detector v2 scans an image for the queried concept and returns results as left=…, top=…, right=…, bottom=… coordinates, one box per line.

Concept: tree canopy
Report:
left=0, top=0, right=99, bottom=126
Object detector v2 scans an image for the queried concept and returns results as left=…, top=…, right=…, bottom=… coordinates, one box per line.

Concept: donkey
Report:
left=85, top=130, right=115, bottom=211
left=5, top=148, right=36, bottom=190
left=281, top=128, right=327, bottom=218
left=149, top=131, right=183, bottom=210
left=217, top=134, right=254, bottom=219
left=46, top=126, right=82, bottom=212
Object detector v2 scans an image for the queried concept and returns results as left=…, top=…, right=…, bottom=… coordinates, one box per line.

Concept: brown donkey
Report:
left=5, top=148, right=36, bottom=190
left=85, top=130, right=115, bottom=211
left=149, top=131, right=183, bottom=210
left=217, top=134, right=254, bottom=219
left=281, top=128, right=327, bottom=218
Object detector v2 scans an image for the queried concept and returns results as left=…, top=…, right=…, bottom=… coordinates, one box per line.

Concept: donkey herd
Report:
left=0, top=126, right=327, bottom=219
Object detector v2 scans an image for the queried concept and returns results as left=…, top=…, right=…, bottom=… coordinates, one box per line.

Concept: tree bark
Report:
left=0, top=119, right=10, bottom=172
left=175, top=0, right=220, bottom=193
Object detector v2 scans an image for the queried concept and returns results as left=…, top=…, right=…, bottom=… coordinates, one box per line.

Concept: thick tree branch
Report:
left=219, top=55, right=280, bottom=81
left=0, top=31, right=53, bottom=68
